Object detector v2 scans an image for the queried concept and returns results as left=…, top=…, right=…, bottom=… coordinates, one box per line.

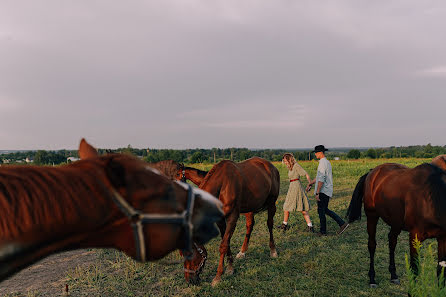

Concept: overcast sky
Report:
left=1, top=1, right=445, bottom=150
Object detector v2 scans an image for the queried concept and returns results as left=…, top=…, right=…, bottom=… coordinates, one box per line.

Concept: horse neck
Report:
left=185, top=167, right=208, bottom=186
left=0, top=166, right=118, bottom=281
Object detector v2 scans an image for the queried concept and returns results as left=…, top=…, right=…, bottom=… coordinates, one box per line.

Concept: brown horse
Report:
left=181, top=157, right=280, bottom=286
left=0, top=139, right=224, bottom=282
left=147, top=160, right=183, bottom=180
left=346, top=161, right=446, bottom=288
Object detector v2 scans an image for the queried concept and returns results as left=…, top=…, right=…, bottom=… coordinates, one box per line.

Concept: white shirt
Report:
left=314, top=157, right=333, bottom=197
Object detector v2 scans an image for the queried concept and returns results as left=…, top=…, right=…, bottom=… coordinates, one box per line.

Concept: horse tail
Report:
left=346, top=172, right=369, bottom=223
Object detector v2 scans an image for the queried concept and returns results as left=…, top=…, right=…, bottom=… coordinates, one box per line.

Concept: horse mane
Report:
left=432, top=155, right=446, bottom=172
left=148, top=160, right=180, bottom=180
left=423, top=163, right=446, bottom=225
left=0, top=163, right=110, bottom=240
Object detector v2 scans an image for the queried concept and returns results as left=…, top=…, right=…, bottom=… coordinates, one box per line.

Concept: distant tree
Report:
left=34, top=150, right=49, bottom=165
left=347, top=149, right=361, bottom=159
left=366, top=148, right=377, bottom=159
left=191, top=151, right=203, bottom=163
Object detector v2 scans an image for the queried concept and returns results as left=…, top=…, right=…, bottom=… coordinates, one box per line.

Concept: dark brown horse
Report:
left=0, top=139, right=224, bottom=282
left=181, top=157, right=280, bottom=286
left=148, top=161, right=208, bottom=186
left=346, top=161, right=446, bottom=288
left=147, top=160, right=183, bottom=180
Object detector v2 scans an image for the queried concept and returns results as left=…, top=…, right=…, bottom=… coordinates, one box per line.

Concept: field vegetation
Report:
left=6, top=157, right=440, bottom=296
left=61, top=158, right=439, bottom=296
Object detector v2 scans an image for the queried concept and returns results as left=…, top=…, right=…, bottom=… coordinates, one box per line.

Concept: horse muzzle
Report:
left=190, top=187, right=223, bottom=245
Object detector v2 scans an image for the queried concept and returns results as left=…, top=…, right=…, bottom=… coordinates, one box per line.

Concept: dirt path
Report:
left=0, top=250, right=97, bottom=296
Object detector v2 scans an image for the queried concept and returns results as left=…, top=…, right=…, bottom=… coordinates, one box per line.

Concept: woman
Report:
left=277, top=153, right=314, bottom=232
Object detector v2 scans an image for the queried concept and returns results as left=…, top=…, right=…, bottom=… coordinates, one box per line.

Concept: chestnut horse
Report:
left=0, top=139, right=224, bottom=282
left=182, top=157, right=280, bottom=286
left=176, top=164, right=269, bottom=284
left=346, top=161, right=446, bottom=288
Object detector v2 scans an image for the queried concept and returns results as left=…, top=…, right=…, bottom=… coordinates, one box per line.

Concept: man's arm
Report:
left=315, top=181, right=324, bottom=201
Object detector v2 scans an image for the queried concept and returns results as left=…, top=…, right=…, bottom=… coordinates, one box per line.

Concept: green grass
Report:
left=65, top=158, right=435, bottom=296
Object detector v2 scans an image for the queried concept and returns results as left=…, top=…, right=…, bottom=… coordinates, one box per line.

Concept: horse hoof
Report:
left=390, top=278, right=400, bottom=285
left=236, top=252, right=245, bottom=259
left=211, top=278, right=221, bottom=287
left=270, top=250, right=278, bottom=258
left=369, top=283, right=378, bottom=288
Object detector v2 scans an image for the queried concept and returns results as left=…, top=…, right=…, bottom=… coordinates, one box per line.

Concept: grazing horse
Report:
left=346, top=162, right=446, bottom=288
left=181, top=157, right=280, bottom=286
left=147, top=161, right=211, bottom=284
left=0, top=139, right=224, bottom=282
left=147, top=160, right=183, bottom=180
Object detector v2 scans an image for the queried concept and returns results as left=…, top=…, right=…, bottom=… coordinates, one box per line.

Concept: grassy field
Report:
left=51, top=158, right=438, bottom=296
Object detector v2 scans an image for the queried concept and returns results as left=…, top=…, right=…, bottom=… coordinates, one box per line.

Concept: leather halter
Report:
left=183, top=243, right=207, bottom=275
left=181, top=169, right=187, bottom=182
left=109, top=183, right=195, bottom=262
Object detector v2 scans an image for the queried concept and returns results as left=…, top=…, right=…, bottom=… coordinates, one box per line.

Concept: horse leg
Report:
left=267, top=201, right=278, bottom=258
left=237, top=212, right=254, bottom=259
left=367, top=215, right=379, bottom=288
left=212, top=211, right=240, bottom=287
left=388, top=227, right=401, bottom=284
left=437, top=236, right=446, bottom=284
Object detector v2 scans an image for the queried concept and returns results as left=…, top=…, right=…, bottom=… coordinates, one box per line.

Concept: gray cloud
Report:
left=0, top=0, right=445, bottom=149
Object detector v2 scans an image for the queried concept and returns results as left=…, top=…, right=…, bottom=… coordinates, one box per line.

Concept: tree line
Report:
left=0, top=144, right=444, bottom=165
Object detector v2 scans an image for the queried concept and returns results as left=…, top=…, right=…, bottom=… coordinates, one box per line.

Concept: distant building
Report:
left=25, top=157, right=33, bottom=163
left=67, top=157, right=80, bottom=162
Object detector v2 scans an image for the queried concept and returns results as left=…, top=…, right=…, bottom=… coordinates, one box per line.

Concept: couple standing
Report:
left=278, top=145, right=349, bottom=236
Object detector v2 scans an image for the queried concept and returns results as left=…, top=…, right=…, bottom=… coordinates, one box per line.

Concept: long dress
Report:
left=283, top=163, right=311, bottom=212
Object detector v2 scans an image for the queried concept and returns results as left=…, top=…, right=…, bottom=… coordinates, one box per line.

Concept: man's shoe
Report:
left=337, top=223, right=350, bottom=235
left=316, top=232, right=327, bottom=237
left=308, top=226, right=315, bottom=233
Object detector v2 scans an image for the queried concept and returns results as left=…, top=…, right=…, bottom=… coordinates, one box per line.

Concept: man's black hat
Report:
left=312, top=145, right=328, bottom=153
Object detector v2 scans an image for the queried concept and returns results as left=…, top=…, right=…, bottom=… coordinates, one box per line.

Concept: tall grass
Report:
left=61, top=158, right=433, bottom=296
left=405, top=236, right=446, bottom=297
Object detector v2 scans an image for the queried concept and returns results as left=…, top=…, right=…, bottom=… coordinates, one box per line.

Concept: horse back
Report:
left=364, top=163, right=410, bottom=228
left=365, top=163, right=446, bottom=234
left=199, top=158, right=279, bottom=214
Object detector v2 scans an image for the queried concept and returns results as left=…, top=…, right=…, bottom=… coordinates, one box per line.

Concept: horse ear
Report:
left=79, top=138, right=99, bottom=159
left=105, top=157, right=126, bottom=189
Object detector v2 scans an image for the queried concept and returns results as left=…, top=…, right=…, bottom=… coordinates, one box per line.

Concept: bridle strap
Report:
left=181, top=169, right=186, bottom=182
left=110, top=183, right=195, bottom=262
left=183, top=243, right=207, bottom=275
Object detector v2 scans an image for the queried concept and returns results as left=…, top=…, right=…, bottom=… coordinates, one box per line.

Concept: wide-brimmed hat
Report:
left=312, top=145, right=328, bottom=153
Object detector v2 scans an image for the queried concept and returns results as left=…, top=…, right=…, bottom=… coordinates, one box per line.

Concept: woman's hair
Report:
left=282, top=153, right=296, bottom=170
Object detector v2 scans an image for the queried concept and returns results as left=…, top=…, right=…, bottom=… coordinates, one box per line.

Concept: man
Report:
left=307, top=145, right=349, bottom=236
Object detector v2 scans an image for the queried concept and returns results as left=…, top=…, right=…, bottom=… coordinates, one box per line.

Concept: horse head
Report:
left=176, top=162, right=186, bottom=182
left=78, top=139, right=224, bottom=261
left=180, top=243, right=208, bottom=285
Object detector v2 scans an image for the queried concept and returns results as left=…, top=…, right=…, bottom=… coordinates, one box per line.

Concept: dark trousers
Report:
left=317, top=192, right=345, bottom=234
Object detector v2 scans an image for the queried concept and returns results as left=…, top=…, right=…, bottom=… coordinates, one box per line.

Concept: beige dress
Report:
left=283, top=163, right=311, bottom=212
